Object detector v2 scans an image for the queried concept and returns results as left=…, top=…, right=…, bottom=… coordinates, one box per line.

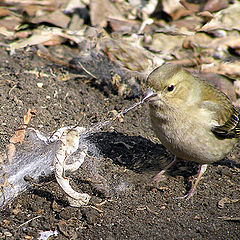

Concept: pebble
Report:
left=4, top=231, right=13, bottom=237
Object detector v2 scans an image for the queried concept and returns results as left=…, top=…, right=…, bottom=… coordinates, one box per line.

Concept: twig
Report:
left=84, top=205, right=104, bottom=214
left=36, top=50, right=96, bottom=80
left=8, top=84, right=17, bottom=95
left=17, top=215, right=42, bottom=229
left=218, top=216, right=240, bottom=221
left=76, top=60, right=97, bottom=79
left=137, top=206, right=159, bottom=215
left=95, top=200, right=108, bottom=206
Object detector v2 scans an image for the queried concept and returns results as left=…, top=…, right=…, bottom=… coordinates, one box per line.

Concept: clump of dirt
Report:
left=0, top=47, right=239, bottom=239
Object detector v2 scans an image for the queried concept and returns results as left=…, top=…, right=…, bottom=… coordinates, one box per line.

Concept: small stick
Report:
left=17, top=215, right=42, bottom=229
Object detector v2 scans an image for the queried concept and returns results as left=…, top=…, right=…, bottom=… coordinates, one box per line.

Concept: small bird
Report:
left=146, top=63, right=240, bottom=199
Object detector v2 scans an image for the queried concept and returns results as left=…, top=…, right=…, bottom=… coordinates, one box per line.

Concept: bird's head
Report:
left=146, top=63, right=198, bottom=110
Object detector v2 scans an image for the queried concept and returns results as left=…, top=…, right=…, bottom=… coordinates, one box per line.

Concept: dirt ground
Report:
left=0, top=46, right=239, bottom=239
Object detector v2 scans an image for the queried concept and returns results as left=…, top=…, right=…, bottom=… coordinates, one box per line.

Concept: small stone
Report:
left=4, top=231, right=12, bottom=237
left=37, top=82, right=43, bottom=88
left=24, top=235, right=33, bottom=240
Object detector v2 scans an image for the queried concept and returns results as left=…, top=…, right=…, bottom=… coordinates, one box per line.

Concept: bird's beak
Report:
left=142, top=88, right=159, bottom=102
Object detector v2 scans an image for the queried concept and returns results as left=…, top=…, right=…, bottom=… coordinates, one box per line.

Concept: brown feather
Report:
left=212, top=108, right=240, bottom=139
left=198, top=79, right=240, bottom=139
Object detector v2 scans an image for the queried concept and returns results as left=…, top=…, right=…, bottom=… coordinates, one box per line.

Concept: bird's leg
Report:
left=153, top=156, right=177, bottom=183
left=183, top=164, right=208, bottom=200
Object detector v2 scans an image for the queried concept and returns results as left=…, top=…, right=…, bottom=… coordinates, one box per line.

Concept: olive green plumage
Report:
left=146, top=63, right=240, bottom=165
left=146, top=63, right=240, bottom=198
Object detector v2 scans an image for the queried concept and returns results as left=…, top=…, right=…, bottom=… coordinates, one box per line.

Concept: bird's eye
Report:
left=167, top=84, right=175, bottom=92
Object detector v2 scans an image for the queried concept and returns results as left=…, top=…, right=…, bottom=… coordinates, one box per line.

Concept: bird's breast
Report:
left=149, top=105, right=237, bottom=164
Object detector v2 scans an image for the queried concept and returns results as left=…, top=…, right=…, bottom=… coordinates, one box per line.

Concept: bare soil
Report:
left=0, top=47, right=239, bottom=239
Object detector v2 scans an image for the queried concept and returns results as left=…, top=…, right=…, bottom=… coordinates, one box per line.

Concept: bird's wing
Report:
left=199, top=81, right=240, bottom=139
left=212, top=107, right=240, bottom=138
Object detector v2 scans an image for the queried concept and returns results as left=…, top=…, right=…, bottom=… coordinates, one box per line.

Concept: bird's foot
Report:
left=152, top=157, right=177, bottom=184
left=178, top=189, right=196, bottom=201
left=152, top=171, right=167, bottom=184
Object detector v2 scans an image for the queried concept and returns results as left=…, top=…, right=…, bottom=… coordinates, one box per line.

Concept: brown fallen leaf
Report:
left=200, top=2, right=240, bottom=31
left=6, top=109, right=36, bottom=163
left=10, top=109, right=36, bottom=144
left=218, top=63, right=240, bottom=77
left=202, top=62, right=240, bottom=78
left=42, top=35, right=65, bottom=46
left=9, top=27, right=73, bottom=51
left=14, top=30, right=32, bottom=39
left=0, top=7, right=11, bottom=17
left=170, top=0, right=197, bottom=20
left=0, top=16, right=22, bottom=31
left=108, top=18, right=140, bottom=33
left=197, top=11, right=213, bottom=23
left=0, top=27, right=14, bottom=43
left=52, top=200, right=62, bottom=213
left=31, top=9, right=70, bottom=29
left=10, top=30, right=55, bottom=50
left=201, top=0, right=229, bottom=13
left=90, top=0, right=123, bottom=27
left=179, top=0, right=199, bottom=12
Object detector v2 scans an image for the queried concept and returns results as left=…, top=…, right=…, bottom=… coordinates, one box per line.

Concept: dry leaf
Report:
left=218, top=63, right=240, bottom=77
left=6, top=109, right=36, bottom=163
left=0, top=27, right=14, bottom=38
left=9, top=27, right=70, bottom=50
left=148, top=32, right=185, bottom=60
left=201, top=0, right=229, bottom=13
left=10, top=109, right=36, bottom=144
left=31, top=10, right=70, bottom=28
left=90, top=0, right=123, bottom=27
left=167, top=0, right=196, bottom=20
left=171, top=15, right=203, bottom=31
left=163, top=0, right=185, bottom=16
left=200, top=2, right=240, bottom=31
left=0, top=7, right=11, bottom=17
left=0, top=16, right=22, bottom=31
left=108, top=18, right=140, bottom=33
left=179, top=0, right=199, bottom=12
left=197, top=11, right=213, bottom=23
